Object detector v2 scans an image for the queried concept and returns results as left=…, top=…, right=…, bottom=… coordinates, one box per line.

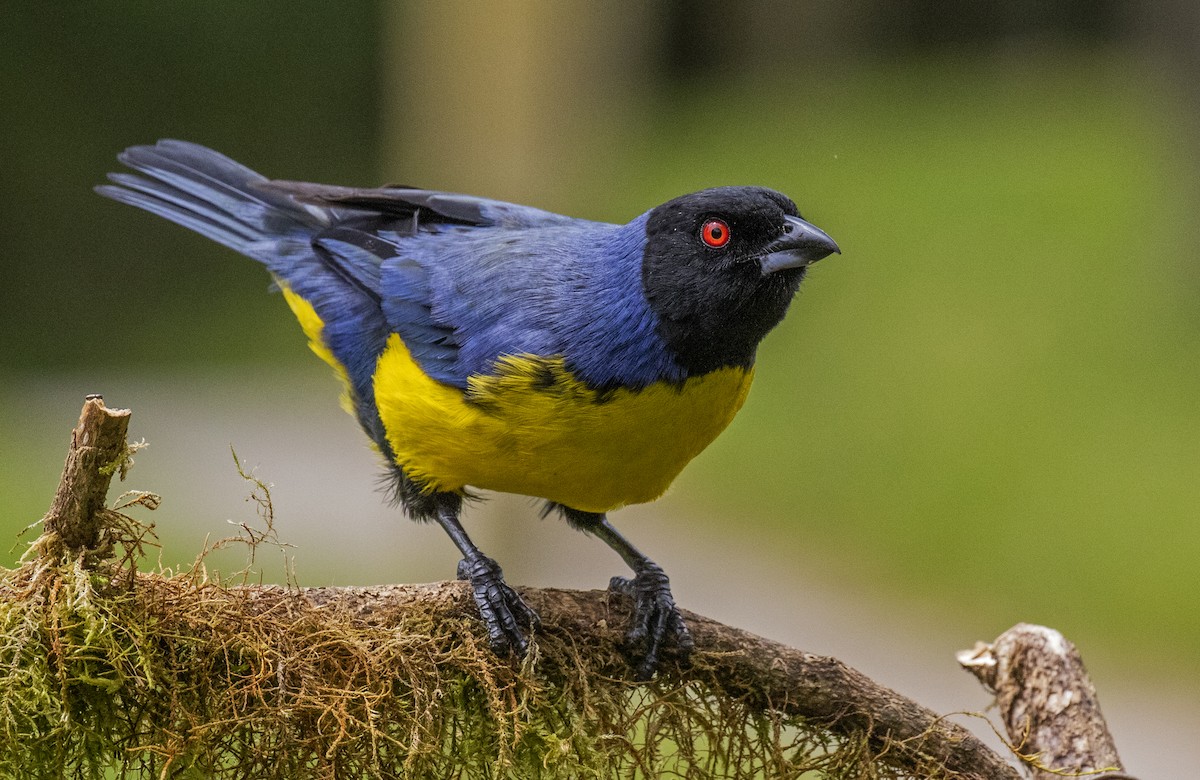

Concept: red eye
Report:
left=701, top=219, right=731, bottom=248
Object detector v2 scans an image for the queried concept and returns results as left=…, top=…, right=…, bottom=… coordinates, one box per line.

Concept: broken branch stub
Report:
left=42, top=395, right=132, bottom=552
left=959, top=623, right=1125, bottom=780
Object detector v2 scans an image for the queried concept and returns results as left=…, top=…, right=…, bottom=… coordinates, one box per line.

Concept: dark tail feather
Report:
left=95, top=140, right=328, bottom=266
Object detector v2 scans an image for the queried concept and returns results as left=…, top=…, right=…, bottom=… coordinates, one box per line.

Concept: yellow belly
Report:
left=281, top=286, right=754, bottom=513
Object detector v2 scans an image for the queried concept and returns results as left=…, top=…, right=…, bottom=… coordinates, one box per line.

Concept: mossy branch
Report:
left=2, top=396, right=1127, bottom=778
left=298, top=582, right=1021, bottom=779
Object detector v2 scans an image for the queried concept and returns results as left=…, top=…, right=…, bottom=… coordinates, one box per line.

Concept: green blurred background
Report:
left=2, top=1, right=1197, bottom=769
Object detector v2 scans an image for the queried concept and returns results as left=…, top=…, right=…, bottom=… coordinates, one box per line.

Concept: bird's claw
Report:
left=609, top=562, right=693, bottom=680
left=457, top=555, right=540, bottom=658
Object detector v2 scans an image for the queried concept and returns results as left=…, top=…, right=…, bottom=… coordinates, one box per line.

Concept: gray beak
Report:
left=759, top=214, right=840, bottom=274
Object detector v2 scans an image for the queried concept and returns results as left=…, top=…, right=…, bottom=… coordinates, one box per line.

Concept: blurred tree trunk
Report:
left=1137, top=0, right=1200, bottom=271
left=378, top=1, right=654, bottom=211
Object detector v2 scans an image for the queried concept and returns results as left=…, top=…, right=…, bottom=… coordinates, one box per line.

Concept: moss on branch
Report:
left=0, top=396, right=1021, bottom=779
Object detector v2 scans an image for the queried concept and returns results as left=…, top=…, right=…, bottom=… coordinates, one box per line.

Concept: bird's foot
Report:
left=457, top=555, right=540, bottom=658
left=609, top=562, right=693, bottom=680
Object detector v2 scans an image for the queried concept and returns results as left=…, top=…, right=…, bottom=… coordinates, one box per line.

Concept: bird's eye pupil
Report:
left=701, top=219, right=731, bottom=248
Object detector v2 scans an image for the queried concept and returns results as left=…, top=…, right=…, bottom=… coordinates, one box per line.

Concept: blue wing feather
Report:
left=266, top=179, right=578, bottom=230
left=312, top=230, right=384, bottom=295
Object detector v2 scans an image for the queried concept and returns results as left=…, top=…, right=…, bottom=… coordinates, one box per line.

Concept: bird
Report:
left=97, top=140, right=839, bottom=679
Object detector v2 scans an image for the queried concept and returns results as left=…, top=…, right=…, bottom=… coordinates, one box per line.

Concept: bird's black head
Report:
left=641, top=186, right=839, bottom=376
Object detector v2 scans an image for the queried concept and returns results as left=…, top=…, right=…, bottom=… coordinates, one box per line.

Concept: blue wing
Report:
left=255, top=180, right=682, bottom=391
left=301, top=220, right=574, bottom=388
left=261, top=177, right=603, bottom=388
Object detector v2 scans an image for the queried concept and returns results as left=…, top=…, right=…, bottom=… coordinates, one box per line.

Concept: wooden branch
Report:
left=959, top=623, right=1126, bottom=779
left=42, top=395, right=132, bottom=552
left=299, top=583, right=1021, bottom=779
left=31, top=397, right=1027, bottom=777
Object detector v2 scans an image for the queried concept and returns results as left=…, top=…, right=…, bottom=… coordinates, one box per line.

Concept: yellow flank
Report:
left=280, top=285, right=356, bottom=417
left=373, top=333, right=754, bottom=513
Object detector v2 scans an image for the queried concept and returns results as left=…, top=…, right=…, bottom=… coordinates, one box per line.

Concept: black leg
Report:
left=434, top=493, right=539, bottom=657
left=552, top=505, right=693, bottom=680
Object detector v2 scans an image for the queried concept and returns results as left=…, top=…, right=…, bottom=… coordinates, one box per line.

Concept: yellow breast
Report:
left=374, top=335, right=753, bottom=513
left=281, top=287, right=754, bottom=513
